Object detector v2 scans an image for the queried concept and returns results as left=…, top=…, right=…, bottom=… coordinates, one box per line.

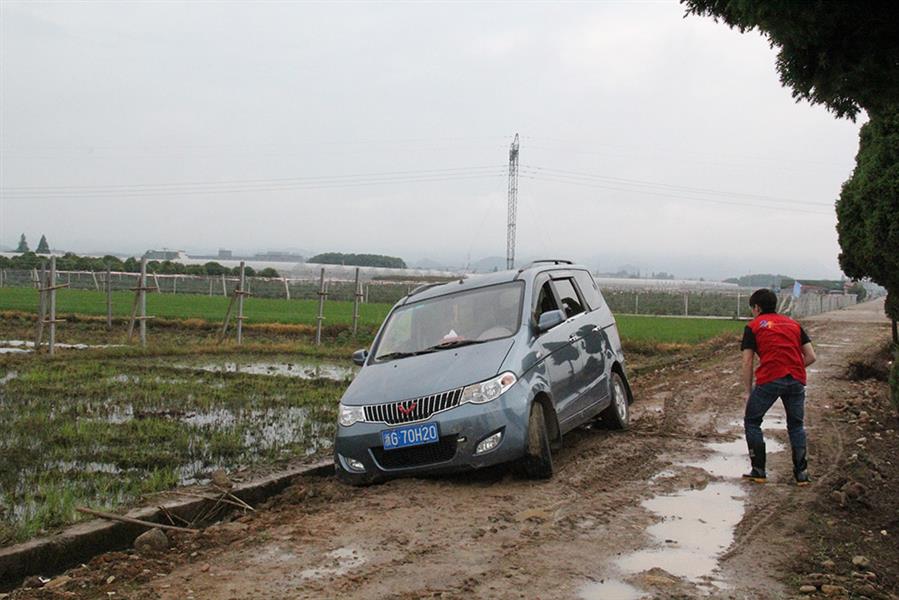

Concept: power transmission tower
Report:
left=506, top=133, right=520, bottom=270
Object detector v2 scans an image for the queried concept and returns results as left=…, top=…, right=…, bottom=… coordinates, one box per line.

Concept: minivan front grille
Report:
left=371, top=436, right=458, bottom=469
left=364, top=388, right=463, bottom=425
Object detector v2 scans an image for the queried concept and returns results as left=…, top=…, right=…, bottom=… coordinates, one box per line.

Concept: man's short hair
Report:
left=749, top=288, right=777, bottom=313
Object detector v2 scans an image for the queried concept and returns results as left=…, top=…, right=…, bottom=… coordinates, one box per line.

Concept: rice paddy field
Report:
left=0, top=288, right=745, bottom=546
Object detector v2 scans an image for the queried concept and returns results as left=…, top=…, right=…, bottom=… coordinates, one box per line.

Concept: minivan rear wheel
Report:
left=600, top=372, right=629, bottom=430
left=523, top=402, right=554, bottom=479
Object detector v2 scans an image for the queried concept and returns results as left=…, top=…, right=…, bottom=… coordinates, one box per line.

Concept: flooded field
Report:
left=0, top=353, right=350, bottom=546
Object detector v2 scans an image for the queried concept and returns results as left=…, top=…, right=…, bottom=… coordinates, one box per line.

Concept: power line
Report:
left=520, top=165, right=831, bottom=208
left=519, top=173, right=833, bottom=215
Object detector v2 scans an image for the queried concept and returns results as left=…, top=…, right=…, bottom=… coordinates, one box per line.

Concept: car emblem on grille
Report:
left=397, top=401, right=417, bottom=415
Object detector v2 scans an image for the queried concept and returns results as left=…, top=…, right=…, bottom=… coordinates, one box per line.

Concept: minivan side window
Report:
left=553, top=278, right=585, bottom=319
left=573, top=270, right=602, bottom=311
left=534, top=279, right=560, bottom=323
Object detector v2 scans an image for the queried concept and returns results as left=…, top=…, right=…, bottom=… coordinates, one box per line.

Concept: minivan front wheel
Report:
left=523, top=402, right=554, bottom=479
left=601, top=372, right=629, bottom=430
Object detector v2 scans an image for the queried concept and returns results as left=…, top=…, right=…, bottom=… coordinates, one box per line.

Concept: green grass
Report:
left=0, top=287, right=392, bottom=327
left=614, top=314, right=744, bottom=344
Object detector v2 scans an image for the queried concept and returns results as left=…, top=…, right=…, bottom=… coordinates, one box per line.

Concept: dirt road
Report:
left=13, top=300, right=895, bottom=600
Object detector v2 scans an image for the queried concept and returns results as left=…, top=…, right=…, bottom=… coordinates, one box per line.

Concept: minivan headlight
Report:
left=460, top=372, right=517, bottom=404
left=338, top=404, right=366, bottom=427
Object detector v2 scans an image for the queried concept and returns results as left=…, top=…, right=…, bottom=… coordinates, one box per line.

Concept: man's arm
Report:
left=801, top=342, right=816, bottom=367
left=742, top=349, right=755, bottom=395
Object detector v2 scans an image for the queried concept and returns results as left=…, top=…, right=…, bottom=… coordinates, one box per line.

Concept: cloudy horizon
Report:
left=0, top=1, right=863, bottom=280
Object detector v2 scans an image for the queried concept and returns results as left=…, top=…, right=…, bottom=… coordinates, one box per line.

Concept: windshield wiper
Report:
left=375, top=348, right=439, bottom=361
left=423, top=339, right=489, bottom=352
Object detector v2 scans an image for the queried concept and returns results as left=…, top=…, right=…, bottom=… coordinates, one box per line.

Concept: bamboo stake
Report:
left=237, top=262, right=246, bottom=345
left=106, top=266, right=113, bottom=330
left=49, top=257, right=57, bottom=355
left=352, top=267, right=361, bottom=336
left=75, top=507, right=198, bottom=533
left=140, top=259, right=148, bottom=347
left=315, top=268, right=326, bottom=345
left=35, top=262, right=47, bottom=351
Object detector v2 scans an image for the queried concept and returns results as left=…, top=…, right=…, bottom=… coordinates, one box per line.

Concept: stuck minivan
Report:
left=334, top=260, right=632, bottom=484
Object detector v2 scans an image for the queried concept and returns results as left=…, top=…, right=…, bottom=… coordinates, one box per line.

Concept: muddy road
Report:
left=13, top=300, right=895, bottom=600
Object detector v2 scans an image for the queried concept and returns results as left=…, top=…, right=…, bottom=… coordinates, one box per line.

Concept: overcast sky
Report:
left=0, top=1, right=862, bottom=279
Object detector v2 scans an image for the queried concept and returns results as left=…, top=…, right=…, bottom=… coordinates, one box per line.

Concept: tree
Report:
left=36, top=235, right=50, bottom=254
left=681, top=1, right=899, bottom=119
left=836, top=107, right=899, bottom=340
left=16, top=234, right=29, bottom=253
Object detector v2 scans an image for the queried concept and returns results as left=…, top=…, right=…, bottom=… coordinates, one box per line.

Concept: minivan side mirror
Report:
left=537, top=309, right=566, bottom=333
left=352, top=349, right=369, bottom=366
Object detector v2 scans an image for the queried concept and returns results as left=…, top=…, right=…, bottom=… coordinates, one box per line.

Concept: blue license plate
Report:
left=381, top=422, right=440, bottom=450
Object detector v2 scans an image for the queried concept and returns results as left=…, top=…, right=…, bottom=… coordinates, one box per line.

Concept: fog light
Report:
left=344, top=456, right=365, bottom=472
left=475, top=431, right=503, bottom=455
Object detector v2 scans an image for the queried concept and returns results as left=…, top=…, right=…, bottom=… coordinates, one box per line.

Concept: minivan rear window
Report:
left=374, top=282, right=524, bottom=360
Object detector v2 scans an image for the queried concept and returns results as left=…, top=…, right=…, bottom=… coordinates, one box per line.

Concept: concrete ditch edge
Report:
left=0, top=459, right=332, bottom=591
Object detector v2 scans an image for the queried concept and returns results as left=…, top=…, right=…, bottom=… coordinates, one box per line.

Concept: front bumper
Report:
left=334, top=384, right=530, bottom=481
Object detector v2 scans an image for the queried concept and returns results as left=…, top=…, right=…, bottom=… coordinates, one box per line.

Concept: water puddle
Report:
left=616, top=481, right=744, bottom=586
left=581, top=420, right=788, bottom=598
left=0, top=339, right=123, bottom=352
left=173, top=357, right=358, bottom=381
left=580, top=579, right=646, bottom=600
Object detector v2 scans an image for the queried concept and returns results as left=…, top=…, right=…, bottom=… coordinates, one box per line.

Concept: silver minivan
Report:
left=334, top=260, right=632, bottom=484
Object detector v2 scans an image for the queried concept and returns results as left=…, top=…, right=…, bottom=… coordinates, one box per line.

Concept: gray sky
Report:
left=0, top=1, right=862, bottom=279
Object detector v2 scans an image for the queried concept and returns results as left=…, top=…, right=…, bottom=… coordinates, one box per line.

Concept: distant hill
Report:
left=308, top=252, right=406, bottom=269
left=469, top=256, right=508, bottom=272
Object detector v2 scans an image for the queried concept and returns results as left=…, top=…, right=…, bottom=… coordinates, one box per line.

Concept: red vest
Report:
left=748, top=313, right=807, bottom=385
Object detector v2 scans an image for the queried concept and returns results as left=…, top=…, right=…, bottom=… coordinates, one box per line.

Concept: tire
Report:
left=523, top=402, right=554, bottom=479
left=601, top=371, right=630, bottom=430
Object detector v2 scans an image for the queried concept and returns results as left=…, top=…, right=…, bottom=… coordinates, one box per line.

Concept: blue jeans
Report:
left=744, top=376, right=806, bottom=449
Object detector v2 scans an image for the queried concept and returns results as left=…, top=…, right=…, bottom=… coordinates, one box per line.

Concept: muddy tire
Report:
left=522, top=402, right=554, bottom=479
left=600, top=372, right=630, bottom=430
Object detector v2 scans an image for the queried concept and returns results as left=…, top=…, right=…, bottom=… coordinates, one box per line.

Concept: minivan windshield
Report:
left=374, top=282, right=524, bottom=361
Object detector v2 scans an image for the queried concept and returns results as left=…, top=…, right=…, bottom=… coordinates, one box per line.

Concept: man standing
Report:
left=741, top=289, right=817, bottom=485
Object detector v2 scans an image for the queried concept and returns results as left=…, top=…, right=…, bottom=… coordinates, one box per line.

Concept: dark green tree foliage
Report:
left=0, top=252, right=234, bottom=276
left=16, top=234, right=29, bottom=253
left=257, top=267, right=281, bottom=278
left=309, top=252, right=406, bottom=269
left=836, top=109, right=899, bottom=322
left=681, top=1, right=899, bottom=119
left=35, top=235, right=50, bottom=254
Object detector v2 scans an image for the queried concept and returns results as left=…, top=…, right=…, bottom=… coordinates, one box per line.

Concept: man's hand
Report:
left=741, top=348, right=755, bottom=396
left=801, top=342, right=817, bottom=367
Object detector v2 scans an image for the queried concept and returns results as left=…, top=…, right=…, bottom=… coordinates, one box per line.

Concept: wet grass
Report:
left=0, top=357, right=345, bottom=546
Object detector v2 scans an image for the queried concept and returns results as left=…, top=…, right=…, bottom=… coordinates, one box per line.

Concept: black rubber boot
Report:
left=792, top=445, right=810, bottom=486
left=743, top=442, right=767, bottom=483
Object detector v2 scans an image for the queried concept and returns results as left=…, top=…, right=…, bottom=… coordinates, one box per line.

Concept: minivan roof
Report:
left=401, top=261, right=591, bottom=304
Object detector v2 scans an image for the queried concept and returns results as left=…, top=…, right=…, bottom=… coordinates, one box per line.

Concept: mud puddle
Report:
left=582, top=420, right=787, bottom=598
left=172, top=356, right=358, bottom=381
